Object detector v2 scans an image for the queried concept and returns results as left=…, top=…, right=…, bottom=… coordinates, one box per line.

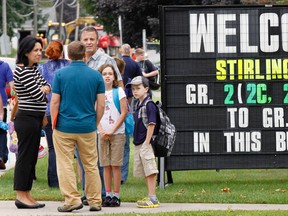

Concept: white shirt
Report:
left=100, top=88, right=126, bottom=134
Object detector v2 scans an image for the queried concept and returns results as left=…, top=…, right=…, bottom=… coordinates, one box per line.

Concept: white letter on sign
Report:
left=190, top=13, right=215, bottom=53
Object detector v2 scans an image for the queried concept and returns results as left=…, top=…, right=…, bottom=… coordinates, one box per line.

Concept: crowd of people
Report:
left=0, top=26, right=161, bottom=212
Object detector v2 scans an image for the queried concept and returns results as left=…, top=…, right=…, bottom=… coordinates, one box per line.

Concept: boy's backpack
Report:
left=140, top=99, right=176, bottom=157
left=112, top=87, right=134, bottom=135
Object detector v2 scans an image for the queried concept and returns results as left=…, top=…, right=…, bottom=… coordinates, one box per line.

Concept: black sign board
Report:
left=160, top=5, right=288, bottom=170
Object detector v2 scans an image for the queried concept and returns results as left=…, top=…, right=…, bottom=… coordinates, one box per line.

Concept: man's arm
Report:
left=142, top=69, right=159, bottom=78
left=142, top=60, right=159, bottom=78
left=96, top=93, right=105, bottom=126
left=50, top=93, right=61, bottom=130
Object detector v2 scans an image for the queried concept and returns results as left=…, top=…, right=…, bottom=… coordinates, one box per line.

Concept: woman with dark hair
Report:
left=13, top=36, right=51, bottom=209
left=38, top=40, right=70, bottom=188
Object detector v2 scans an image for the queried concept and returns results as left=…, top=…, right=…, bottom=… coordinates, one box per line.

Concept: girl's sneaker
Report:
left=102, top=196, right=112, bottom=207
left=38, top=145, right=47, bottom=159
left=110, top=196, right=121, bottom=207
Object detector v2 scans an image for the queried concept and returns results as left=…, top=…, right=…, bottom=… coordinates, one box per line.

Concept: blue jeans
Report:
left=0, top=132, right=7, bottom=162
left=44, top=116, right=59, bottom=187
left=0, top=109, right=8, bottom=163
left=121, top=134, right=130, bottom=182
left=75, top=135, right=106, bottom=200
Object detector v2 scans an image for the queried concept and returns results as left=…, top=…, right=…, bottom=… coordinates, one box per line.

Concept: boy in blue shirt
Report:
left=126, top=76, right=160, bottom=208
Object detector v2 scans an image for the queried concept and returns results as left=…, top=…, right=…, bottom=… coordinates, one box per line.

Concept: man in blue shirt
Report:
left=0, top=60, right=14, bottom=170
left=50, top=41, right=105, bottom=212
left=79, top=26, right=123, bottom=204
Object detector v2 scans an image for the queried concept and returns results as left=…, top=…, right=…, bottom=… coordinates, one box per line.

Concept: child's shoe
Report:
left=110, top=196, right=121, bottom=207
left=136, top=197, right=160, bottom=208
left=102, top=196, right=112, bottom=207
left=38, top=145, right=47, bottom=159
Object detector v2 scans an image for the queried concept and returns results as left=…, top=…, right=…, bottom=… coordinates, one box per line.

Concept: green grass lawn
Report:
left=1, top=141, right=288, bottom=205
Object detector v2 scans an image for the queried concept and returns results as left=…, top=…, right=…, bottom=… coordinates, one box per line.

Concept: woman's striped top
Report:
left=14, top=65, right=50, bottom=112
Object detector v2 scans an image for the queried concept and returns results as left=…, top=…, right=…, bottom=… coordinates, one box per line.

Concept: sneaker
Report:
left=110, top=196, right=121, bottom=207
left=102, top=196, right=112, bottom=207
left=81, top=196, right=89, bottom=206
left=0, top=159, right=6, bottom=170
left=38, top=145, right=47, bottom=159
left=89, top=205, right=101, bottom=211
left=136, top=197, right=160, bottom=208
left=57, top=203, right=83, bottom=212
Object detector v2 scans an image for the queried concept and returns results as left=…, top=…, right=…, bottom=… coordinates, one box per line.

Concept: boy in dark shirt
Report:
left=126, top=76, right=160, bottom=208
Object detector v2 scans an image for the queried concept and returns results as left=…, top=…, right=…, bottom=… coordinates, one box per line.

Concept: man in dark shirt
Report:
left=121, top=44, right=142, bottom=104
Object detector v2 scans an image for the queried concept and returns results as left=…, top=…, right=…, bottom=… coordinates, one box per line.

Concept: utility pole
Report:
left=118, top=16, right=123, bottom=46
left=59, top=0, right=64, bottom=42
left=74, top=0, right=80, bottom=41
left=142, top=29, right=146, bottom=52
left=1, top=0, right=11, bottom=56
left=2, top=0, right=7, bottom=36
left=33, top=0, right=38, bottom=36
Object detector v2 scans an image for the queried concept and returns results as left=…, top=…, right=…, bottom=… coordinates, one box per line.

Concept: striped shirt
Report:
left=14, top=65, right=50, bottom=112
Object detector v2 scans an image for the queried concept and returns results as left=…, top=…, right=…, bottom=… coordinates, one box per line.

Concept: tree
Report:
left=54, top=0, right=77, bottom=23
left=0, top=0, right=48, bottom=38
left=80, top=0, right=201, bottom=47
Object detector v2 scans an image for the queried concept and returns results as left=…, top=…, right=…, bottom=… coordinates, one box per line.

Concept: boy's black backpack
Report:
left=140, top=99, right=176, bottom=157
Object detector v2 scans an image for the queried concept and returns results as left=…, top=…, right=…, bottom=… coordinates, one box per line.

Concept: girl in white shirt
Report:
left=98, top=63, right=127, bottom=207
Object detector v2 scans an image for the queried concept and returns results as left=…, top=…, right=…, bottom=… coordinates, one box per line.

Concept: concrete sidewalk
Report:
left=1, top=201, right=288, bottom=216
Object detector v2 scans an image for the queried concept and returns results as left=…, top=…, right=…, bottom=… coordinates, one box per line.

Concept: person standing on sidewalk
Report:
left=38, top=40, right=70, bottom=188
left=120, top=44, right=142, bottom=185
left=113, top=56, right=131, bottom=185
left=50, top=41, right=105, bottom=212
left=77, top=26, right=124, bottom=205
left=13, top=36, right=50, bottom=209
left=98, top=63, right=127, bottom=207
left=0, top=59, right=14, bottom=170
left=126, top=76, right=160, bottom=208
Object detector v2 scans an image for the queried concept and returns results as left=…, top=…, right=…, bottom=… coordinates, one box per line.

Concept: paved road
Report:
left=2, top=201, right=288, bottom=216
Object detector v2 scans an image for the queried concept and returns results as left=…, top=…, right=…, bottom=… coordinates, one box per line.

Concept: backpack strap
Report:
left=139, top=98, right=155, bottom=129
left=112, top=87, right=121, bottom=114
